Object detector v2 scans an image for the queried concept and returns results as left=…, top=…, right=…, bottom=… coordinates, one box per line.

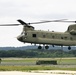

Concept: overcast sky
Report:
left=0, top=0, right=76, bottom=47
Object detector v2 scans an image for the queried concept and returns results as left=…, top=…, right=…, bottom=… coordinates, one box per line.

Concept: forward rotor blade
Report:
left=0, top=24, right=20, bottom=26
left=0, top=19, right=76, bottom=26
left=0, top=19, right=29, bottom=26
left=17, top=19, right=29, bottom=26
left=29, top=19, right=68, bottom=24
left=40, top=19, right=76, bottom=23
left=41, top=19, right=67, bottom=22
left=28, top=21, right=52, bottom=24
left=56, top=20, right=76, bottom=23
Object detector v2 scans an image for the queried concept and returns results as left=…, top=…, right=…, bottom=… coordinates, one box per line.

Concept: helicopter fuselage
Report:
left=17, top=29, right=76, bottom=46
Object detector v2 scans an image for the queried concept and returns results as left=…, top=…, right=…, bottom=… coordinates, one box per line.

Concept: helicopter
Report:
left=0, top=19, right=76, bottom=50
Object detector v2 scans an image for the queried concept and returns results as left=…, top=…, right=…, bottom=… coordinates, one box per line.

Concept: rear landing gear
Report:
left=68, top=46, right=71, bottom=50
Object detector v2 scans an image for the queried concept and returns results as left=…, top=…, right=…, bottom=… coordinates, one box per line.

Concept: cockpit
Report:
left=17, top=31, right=27, bottom=42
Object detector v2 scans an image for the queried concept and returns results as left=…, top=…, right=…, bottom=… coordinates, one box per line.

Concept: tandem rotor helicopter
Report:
left=0, top=19, right=76, bottom=50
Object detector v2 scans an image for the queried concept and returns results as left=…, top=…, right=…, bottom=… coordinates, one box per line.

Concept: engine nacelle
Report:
left=70, top=30, right=76, bottom=35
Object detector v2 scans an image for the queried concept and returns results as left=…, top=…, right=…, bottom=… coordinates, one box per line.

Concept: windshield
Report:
left=21, top=31, right=25, bottom=35
left=21, top=31, right=27, bottom=36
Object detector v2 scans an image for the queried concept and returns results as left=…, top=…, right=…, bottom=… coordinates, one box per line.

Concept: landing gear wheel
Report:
left=45, top=46, right=49, bottom=49
left=68, top=46, right=71, bottom=50
left=38, top=46, right=42, bottom=49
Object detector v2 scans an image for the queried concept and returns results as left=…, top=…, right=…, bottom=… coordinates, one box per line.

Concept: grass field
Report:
left=0, top=57, right=76, bottom=71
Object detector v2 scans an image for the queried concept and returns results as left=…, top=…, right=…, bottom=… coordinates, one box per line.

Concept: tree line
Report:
left=0, top=49, right=76, bottom=58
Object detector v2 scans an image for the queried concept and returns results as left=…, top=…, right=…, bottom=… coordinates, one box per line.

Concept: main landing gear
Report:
left=68, top=46, right=71, bottom=50
left=38, top=45, right=49, bottom=49
left=38, top=46, right=42, bottom=49
left=61, top=46, right=71, bottom=50
left=38, top=45, right=71, bottom=50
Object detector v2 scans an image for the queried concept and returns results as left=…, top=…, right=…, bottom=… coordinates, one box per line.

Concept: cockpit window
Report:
left=21, top=31, right=25, bottom=35
left=25, top=33, right=27, bottom=35
left=21, top=32, right=23, bottom=35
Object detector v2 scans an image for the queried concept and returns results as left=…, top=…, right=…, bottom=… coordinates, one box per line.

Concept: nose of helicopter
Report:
left=17, top=35, right=24, bottom=42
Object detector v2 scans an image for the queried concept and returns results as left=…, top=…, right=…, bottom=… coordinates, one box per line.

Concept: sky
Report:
left=0, top=0, right=76, bottom=47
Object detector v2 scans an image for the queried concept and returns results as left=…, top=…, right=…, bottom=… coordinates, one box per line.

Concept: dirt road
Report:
left=0, top=70, right=76, bottom=75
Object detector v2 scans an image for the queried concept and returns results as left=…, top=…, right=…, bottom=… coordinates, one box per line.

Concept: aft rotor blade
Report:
left=0, top=24, right=20, bottom=26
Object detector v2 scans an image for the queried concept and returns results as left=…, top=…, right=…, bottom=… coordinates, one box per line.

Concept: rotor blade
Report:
left=0, top=24, right=20, bottom=26
left=17, top=19, right=29, bottom=26
left=42, top=20, right=76, bottom=23
left=55, top=20, right=76, bottom=23
left=0, top=19, right=75, bottom=26
left=30, top=20, right=76, bottom=24
left=41, top=19, right=67, bottom=22
left=28, top=21, right=52, bottom=24
left=0, top=19, right=29, bottom=26
left=28, top=19, right=68, bottom=24
left=40, top=19, right=76, bottom=23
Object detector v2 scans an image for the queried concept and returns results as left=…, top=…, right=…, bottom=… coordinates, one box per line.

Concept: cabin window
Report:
left=32, top=34, right=36, bottom=38
left=52, top=36, right=55, bottom=39
left=64, top=37, right=67, bottom=39
left=70, top=37, right=73, bottom=40
left=43, top=35, right=46, bottom=38
left=61, top=37, right=63, bottom=39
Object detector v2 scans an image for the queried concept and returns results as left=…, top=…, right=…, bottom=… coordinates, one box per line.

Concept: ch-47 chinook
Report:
left=0, top=19, right=76, bottom=50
